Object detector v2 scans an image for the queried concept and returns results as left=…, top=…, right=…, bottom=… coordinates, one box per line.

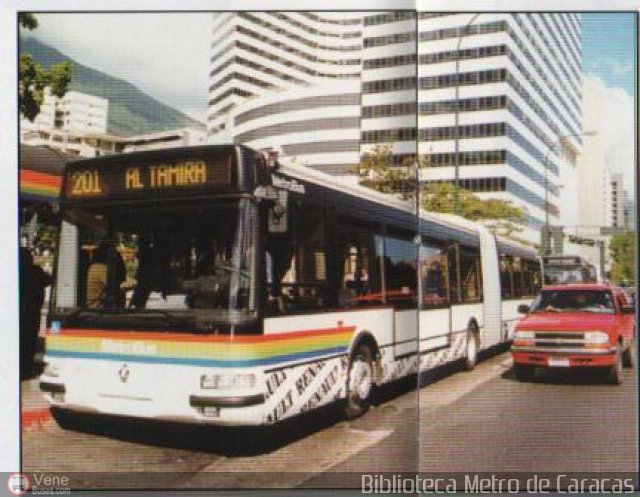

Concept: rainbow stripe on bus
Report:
left=20, top=169, right=62, bottom=200
left=45, top=326, right=355, bottom=368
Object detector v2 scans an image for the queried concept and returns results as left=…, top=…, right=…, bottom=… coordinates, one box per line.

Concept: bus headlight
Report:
left=584, top=331, right=610, bottom=345
left=201, top=373, right=256, bottom=389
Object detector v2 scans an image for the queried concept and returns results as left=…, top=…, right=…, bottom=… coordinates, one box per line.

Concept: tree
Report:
left=609, top=232, right=636, bottom=285
left=19, top=13, right=71, bottom=121
left=354, top=144, right=526, bottom=236
left=351, top=143, right=416, bottom=196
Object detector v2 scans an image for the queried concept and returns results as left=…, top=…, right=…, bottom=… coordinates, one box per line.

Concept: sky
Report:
left=24, top=13, right=213, bottom=123
left=23, top=11, right=637, bottom=195
left=581, top=13, right=636, bottom=199
left=582, top=13, right=636, bottom=96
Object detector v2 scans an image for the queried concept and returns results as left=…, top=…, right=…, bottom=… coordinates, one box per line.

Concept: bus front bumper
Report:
left=39, top=379, right=269, bottom=426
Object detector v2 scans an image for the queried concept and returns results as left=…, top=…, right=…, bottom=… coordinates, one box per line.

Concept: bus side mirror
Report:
left=517, top=304, right=530, bottom=314
left=268, top=190, right=288, bottom=234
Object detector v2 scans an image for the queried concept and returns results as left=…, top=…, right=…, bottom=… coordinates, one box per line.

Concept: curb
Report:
left=22, top=407, right=53, bottom=430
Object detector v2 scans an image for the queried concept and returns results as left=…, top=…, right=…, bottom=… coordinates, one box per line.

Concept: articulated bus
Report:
left=41, top=145, right=541, bottom=426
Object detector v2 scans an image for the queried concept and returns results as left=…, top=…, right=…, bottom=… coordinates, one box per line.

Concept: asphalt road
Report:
left=22, top=351, right=637, bottom=491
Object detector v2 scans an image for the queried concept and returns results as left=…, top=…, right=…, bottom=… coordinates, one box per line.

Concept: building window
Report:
left=420, top=123, right=506, bottom=141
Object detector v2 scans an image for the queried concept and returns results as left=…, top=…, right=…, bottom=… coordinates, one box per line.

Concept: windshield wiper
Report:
left=128, top=309, right=197, bottom=328
left=63, top=306, right=196, bottom=330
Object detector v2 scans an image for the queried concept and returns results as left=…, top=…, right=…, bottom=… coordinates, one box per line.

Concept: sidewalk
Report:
left=21, top=377, right=53, bottom=430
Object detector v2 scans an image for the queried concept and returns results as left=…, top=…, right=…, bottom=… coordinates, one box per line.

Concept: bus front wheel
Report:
left=345, top=343, right=374, bottom=419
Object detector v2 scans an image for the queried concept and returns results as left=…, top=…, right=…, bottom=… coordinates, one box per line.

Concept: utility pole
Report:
left=453, top=13, right=481, bottom=215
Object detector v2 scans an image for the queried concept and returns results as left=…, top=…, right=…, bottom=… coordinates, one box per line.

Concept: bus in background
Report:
left=40, top=145, right=540, bottom=427
left=541, top=255, right=598, bottom=285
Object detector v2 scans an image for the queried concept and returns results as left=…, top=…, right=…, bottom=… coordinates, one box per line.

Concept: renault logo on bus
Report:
left=119, top=364, right=130, bottom=383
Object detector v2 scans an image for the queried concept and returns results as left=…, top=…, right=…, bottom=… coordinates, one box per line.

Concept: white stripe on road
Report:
left=419, top=353, right=512, bottom=411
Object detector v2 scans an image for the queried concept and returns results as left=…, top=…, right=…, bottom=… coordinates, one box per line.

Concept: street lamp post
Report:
left=453, top=13, right=481, bottom=215
left=542, top=131, right=596, bottom=255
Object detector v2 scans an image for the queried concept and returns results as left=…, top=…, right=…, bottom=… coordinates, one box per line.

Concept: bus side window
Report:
left=459, top=246, right=482, bottom=303
left=511, top=257, right=525, bottom=298
left=267, top=207, right=331, bottom=314
left=447, top=243, right=461, bottom=304
left=499, top=254, right=514, bottom=299
left=420, top=239, right=449, bottom=308
left=522, top=259, right=541, bottom=297
left=383, top=233, right=417, bottom=308
left=328, top=218, right=384, bottom=309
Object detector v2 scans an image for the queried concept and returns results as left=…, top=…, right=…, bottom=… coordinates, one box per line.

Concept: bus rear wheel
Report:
left=463, top=326, right=479, bottom=371
left=345, top=343, right=374, bottom=419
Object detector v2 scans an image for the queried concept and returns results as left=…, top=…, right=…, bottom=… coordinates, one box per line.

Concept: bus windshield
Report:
left=53, top=198, right=258, bottom=330
left=543, top=266, right=587, bottom=285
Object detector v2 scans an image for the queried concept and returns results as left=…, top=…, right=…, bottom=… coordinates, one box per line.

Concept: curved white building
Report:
left=222, top=81, right=361, bottom=175
left=208, top=12, right=363, bottom=140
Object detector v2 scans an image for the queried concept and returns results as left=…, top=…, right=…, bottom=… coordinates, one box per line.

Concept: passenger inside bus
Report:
left=129, top=233, right=171, bottom=309
left=186, top=234, right=249, bottom=310
left=86, top=240, right=126, bottom=308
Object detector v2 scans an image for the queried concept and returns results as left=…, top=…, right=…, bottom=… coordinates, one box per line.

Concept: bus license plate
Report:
left=201, top=406, right=220, bottom=418
left=548, top=357, right=569, bottom=367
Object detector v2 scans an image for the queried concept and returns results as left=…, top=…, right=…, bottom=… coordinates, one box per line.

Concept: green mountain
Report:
left=20, top=36, right=204, bottom=136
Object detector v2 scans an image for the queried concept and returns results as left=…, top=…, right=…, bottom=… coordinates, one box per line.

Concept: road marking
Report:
left=183, top=425, right=392, bottom=488
left=184, top=353, right=511, bottom=488
left=419, top=353, right=511, bottom=411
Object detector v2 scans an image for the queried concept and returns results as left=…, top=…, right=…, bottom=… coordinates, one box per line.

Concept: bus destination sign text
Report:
left=66, top=159, right=231, bottom=199
left=125, top=161, right=207, bottom=190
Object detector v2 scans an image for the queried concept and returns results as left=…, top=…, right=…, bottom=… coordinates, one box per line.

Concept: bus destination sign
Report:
left=543, top=256, right=581, bottom=265
left=65, top=159, right=232, bottom=199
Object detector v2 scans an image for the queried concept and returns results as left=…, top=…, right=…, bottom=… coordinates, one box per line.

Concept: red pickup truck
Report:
left=512, top=284, right=636, bottom=384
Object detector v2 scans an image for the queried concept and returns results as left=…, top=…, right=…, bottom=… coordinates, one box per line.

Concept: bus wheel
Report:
left=622, top=333, right=636, bottom=369
left=463, top=326, right=479, bottom=371
left=345, top=343, right=374, bottom=419
left=605, top=343, right=623, bottom=385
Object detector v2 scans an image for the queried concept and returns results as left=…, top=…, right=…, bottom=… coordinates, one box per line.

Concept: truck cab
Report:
left=511, top=284, right=636, bottom=384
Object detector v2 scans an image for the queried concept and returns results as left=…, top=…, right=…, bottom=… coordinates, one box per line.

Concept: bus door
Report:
left=419, top=240, right=452, bottom=353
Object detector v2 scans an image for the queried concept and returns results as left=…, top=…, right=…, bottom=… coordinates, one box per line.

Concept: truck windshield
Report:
left=530, top=290, right=615, bottom=314
left=53, top=198, right=257, bottom=329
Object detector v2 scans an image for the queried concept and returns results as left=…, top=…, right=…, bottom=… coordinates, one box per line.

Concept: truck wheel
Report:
left=514, top=364, right=534, bottom=381
left=463, top=325, right=479, bottom=371
left=622, top=334, right=636, bottom=369
left=344, top=343, right=374, bottom=419
left=605, top=344, right=623, bottom=385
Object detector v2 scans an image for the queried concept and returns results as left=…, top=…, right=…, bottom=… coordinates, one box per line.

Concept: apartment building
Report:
left=209, top=12, right=584, bottom=245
